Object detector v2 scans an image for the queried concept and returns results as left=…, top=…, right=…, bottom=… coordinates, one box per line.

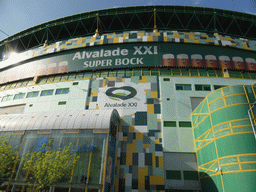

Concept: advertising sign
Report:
left=191, top=54, right=204, bottom=67
left=233, top=56, right=245, bottom=70
left=246, top=58, right=256, bottom=71
left=205, top=55, right=218, bottom=68
left=89, top=79, right=150, bottom=116
left=162, top=54, right=175, bottom=66
left=177, top=54, right=190, bottom=67
left=219, top=56, right=232, bottom=69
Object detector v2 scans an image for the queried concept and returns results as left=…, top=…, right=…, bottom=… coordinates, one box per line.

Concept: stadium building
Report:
left=0, top=5, right=256, bottom=192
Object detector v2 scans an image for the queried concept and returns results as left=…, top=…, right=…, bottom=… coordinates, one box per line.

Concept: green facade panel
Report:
left=192, top=85, right=256, bottom=192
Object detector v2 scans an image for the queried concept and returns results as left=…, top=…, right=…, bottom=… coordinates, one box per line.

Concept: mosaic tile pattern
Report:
left=86, top=76, right=165, bottom=191
left=15, top=31, right=256, bottom=62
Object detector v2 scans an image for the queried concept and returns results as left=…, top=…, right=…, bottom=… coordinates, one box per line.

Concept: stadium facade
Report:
left=0, top=5, right=256, bottom=192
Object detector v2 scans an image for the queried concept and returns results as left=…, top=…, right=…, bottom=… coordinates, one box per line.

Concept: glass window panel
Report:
left=134, top=69, right=141, bottom=76
left=184, top=84, right=192, bottom=90
left=125, top=70, right=133, bottom=77
left=76, top=73, right=84, bottom=79
left=41, top=89, right=54, bottom=96
left=142, top=69, right=151, bottom=76
left=26, top=91, right=39, bottom=98
left=14, top=93, right=25, bottom=100
left=92, top=72, right=100, bottom=78
left=172, top=69, right=181, bottom=76
left=117, top=70, right=125, bottom=77
left=195, top=85, right=203, bottom=91
left=53, top=75, right=62, bottom=82
left=2, top=95, right=13, bottom=102
left=61, top=74, right=69, bottom=81
left=68, top=74, right=76, bottom=80
left=100, top=71, right=109, bottom=77
left=109, top=70, right=117, bottom=77
left=204, top=85, right=211, bottom=91
left=151, top=69, right=159, bottom=76
left=160, top=68, right=171, bottom=76
left=55, top=88, right=69, bottom=95
left=83, top=72, right=92, bottom=78
left=47, top=76, right=54, bottom=83
left=164, top=121, right=176, bottom=127
left=176, top=84, right=183, bottom=90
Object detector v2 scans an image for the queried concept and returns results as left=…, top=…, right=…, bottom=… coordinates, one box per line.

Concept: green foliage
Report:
left=0, top=135, right=20, bottom=185
left=22, top=139, right=80, bottom=192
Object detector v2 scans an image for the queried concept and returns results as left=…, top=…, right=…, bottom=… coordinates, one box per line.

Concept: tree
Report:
left=22, top=139, right=80, bottom=192
left=0, top=135, right=20, bottom=186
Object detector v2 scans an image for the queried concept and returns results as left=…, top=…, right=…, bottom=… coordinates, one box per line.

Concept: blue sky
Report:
left=0, top=0, right=256, bottom=41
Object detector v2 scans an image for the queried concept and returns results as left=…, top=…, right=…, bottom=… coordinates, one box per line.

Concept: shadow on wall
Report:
left=199, top=172, right=219, bottom=192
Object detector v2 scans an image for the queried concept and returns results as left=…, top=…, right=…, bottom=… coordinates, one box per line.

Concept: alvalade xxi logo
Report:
left=105, top=86, right=137, bottom=101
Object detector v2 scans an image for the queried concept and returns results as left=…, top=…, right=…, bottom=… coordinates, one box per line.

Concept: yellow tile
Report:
left=83, top=43, right=86, bottom=47
left=188, top=33, right=194, bottom=39
left=243, top=43, right=250, bottom=49
left=123, top=136, right=127, bottom=141
left=173, top=33, right=179, bottom=38
left=138, top=166, right=148, bottom=190
left=152, top=153, right=156, bottom=167
left=139, top=76, right=147, bottom=83
left=155, top=139, right=159, bottom=144
left=136, top=132, right=143, bottom=140
left=90, top=37, right=96, bottom=42
left=184, top=39, right=188, bottom=43
left=108, top=77, right=116, bottom=81
left=53, top=44, right=57, bottom=48
left=77, top=38, right=83, bottom=44
left=205, top=40, right=213, bottom=42
left=157, top=119, right=162, bottom=122
left=158, top=156, right=164, bottom=168
left=147, top=36, right=153, bottom=42
left=46, top=45, right=52, bottom=49
left=154, top=32, right=160, bottom=36
left=100, top=40, right=103, bottom=45
left=147, top=104, right=154, bottom=114
left=144, top=89, right=147, bottom=95
left=123, top=33, right=129, bottom=39
left=102, top=79, right=106, bottom=87
left=151, top=91, right=158, bottom=98
left=194, top=40, right=199, bottom=44
left=91, top=91, right=98, bottom=97
left=164, top=37, right=168, bottom=42
left=73, top=45, right=77, bottom=49
left=65, top=41, right=71, bottom=44
left=201, top=34, right=208, bottom=37
left=107, top=35, right=112, bottom=39
left=113, top=37, right=119, bottom=43
left=129, top=126, right=134, bottom=132
left=96, top=104, right=99, bottom=110
left=115, top=178, right=119, bottom=192
left=137, top=32, right=144, bottom=37
left=122, top=78, right=125, bottom=82
left=149, top=176, right=165, bottom=185
left=219, top=35, right=223, bottom=40
left=43, top=51, right=46, bottom=54
left=143, top=144, right=149, bottom=148
left=62, top=46, right=68, bottom=49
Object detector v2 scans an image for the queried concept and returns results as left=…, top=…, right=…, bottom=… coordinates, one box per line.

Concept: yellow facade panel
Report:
left=136, top=132, right=143, bottom=140
left=147, top=36, right=153, bottom=42
left=138, top=166, right=148, bottom=190
left=107, top=35, right=112, bottom=39
left=149, top=176, right=165, bottom=185
left=77, top=38, right=83, bottom=44
left=73, top=45, right=77, bottom=49
left=129, top=126, right=135, bottom=132
left=173, top=33, right=179, bottom=38
left=158, top=156, right=164, bottom=168
left=113, top=38, right=119, bottom=43
left=90, top=91, right=98, bottom=97
left=65, top=41, right=71, bottom=44
left=139, top=76, right=147, bottom=83
left=155, top=139, right=160, bottom=144
left=164, top=36, right=168, bottom=42
left=143, top=144, right=149, bottom=148
left=137, top=32, right=144, bottom=37
left=194, top=40, right=199, bottom=44
left=108, top=77, right=117, bottom=81
left=147, top=104, right=154, bottom=114
left=151, top=91, right=158, bottom=98
left=154, top=32, right=160, bottom=36
left=205, top=40, right=213, bottom=42
left=152, top=153, right=156, bottom=167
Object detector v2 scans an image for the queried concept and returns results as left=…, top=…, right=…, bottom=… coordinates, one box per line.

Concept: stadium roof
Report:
left=1, top=5, right=256, bottom=54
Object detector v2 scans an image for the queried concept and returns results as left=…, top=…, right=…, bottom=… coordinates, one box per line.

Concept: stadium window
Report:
left=13, top=93, right=26, bottom=100
left=176, top=84, right=191, bottom=90
left=55, top=88, right=69, bottom=95
left=1, top=95, right=13, bottom=102
left=214, top=85, right=226, bottom=90
left=183, top=171, right=199, bottom=180
left=164, top=121, right=177, bottom=127
left=166, top=170, right=182, bottom=180
left=72, top=82, right=79, bottom=85
left=58, top=101, right=67, bottom=105
left=179, top=121, right=192, bottom=128
left=40, top=89, right=54, bottom=96
left=26, top=91, right=39, bottom=98
left=195, top=84, right=211, bottom=91
left=163, top=78, right=170, bottom=81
